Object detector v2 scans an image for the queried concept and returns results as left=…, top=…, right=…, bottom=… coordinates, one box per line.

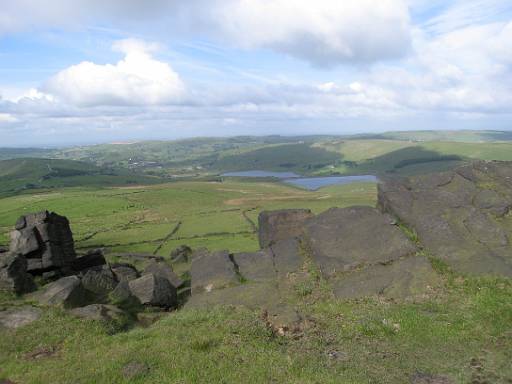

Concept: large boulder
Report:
left=258, top=209, right=314, bottom=248
left=0, top=253, right=36, bottom=294
left=128, top=274, right=177, bottom=308
left=143, top=261, right=183, bottom=288
left=35, top=276, right=89, bottom=308
left=303, top=206, right=417, bottom=277
left=9, top=211, right=76, bottom=276
left=378, top=161, right=512, bottom=276
left=81, top=265, right=118, bottom=300
left=111, top=263, right=139, bottom=282
left=190, top=250, right=239, bottom=294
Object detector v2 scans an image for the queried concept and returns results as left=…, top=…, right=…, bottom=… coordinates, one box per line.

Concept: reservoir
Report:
left=221, top=171, right=378, bottom=190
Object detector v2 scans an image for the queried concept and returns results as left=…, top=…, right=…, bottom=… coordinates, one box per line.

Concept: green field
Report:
left=0, top=180, right=377, bottom=254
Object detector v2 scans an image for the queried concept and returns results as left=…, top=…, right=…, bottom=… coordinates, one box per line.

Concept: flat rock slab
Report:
left=332, top=256, right=441, bottom=300
left=190, top=250, right=239, bottom=294
left=304, top=206, right=417, bottom=277
left=378, top=161, right=512, bottom=276
left=258, top=209, right=314, bottom=248
left=185, top=282, right=281, bottom=310
left=232, top=250, right=275, bottom=281
left=69, top=304, right=125, bottom=322
left=0, top=306, right=42, bottom=329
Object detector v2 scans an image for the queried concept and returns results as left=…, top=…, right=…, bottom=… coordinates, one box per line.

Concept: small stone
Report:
left=122, top=362, right=149, bottom=380
left=411, top=372, right=453, bottom=384
left=170, top=245, right=192, bottom=263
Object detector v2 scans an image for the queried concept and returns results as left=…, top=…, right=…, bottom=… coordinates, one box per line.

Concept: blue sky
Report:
left=0, top=0, right=511, bottom=146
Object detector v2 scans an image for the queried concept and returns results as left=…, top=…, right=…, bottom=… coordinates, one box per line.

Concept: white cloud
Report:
left=1, top=0, right=412, bottom=67
left=180, top=0, right=412, bottom=66
left=42, top=39, right=185, bottom=107
left=0, top=113, right=18, bottom=123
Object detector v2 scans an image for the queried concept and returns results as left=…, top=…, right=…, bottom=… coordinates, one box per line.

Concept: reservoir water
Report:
left=221, top=171, right=378, bottom=191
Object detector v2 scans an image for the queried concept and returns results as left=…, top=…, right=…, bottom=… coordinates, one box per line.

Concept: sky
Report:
left=0, top=0, right=511, bottom=147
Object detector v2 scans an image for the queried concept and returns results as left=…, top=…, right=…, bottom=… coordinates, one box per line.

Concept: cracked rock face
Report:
left=303, top=206, right=417, bottom=277
left=258, top=209, right=314, bottom=248
left=190, top=250, right=239, bottom=293
left=379, top=161, right=512, bottom=276
left=9, top=211, right=76, bottom=277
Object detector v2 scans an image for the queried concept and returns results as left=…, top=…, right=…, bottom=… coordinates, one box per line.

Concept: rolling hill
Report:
left=0, top=158, right=164, bottom=196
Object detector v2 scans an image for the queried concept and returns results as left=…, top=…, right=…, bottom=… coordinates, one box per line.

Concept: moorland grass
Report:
left=1, top=261, right=511, bottom=383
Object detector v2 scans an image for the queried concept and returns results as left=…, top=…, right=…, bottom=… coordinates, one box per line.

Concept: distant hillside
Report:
left=0, top=158, right=164, bottom=196
left=2, top=131, right=512, bottom=180
left=209, top=143, right=341, bottom=174
left=0, top=148, right=55, bottom=161
left=376, top=130, right=512, bottom=143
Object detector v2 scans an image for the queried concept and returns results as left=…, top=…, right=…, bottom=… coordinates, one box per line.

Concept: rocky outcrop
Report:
left=258, top=209, right=314, bottom=248
left=9, top=211, right=76, bottom=277
left=0, top=253, right=35, bottom=294
left=378, top=161, right=512, bottom=276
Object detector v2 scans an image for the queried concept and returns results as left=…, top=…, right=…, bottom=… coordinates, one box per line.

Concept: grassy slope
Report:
left=1, top=259, right=510, bottom=383
left=313, top=139, right=512, bottom=176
